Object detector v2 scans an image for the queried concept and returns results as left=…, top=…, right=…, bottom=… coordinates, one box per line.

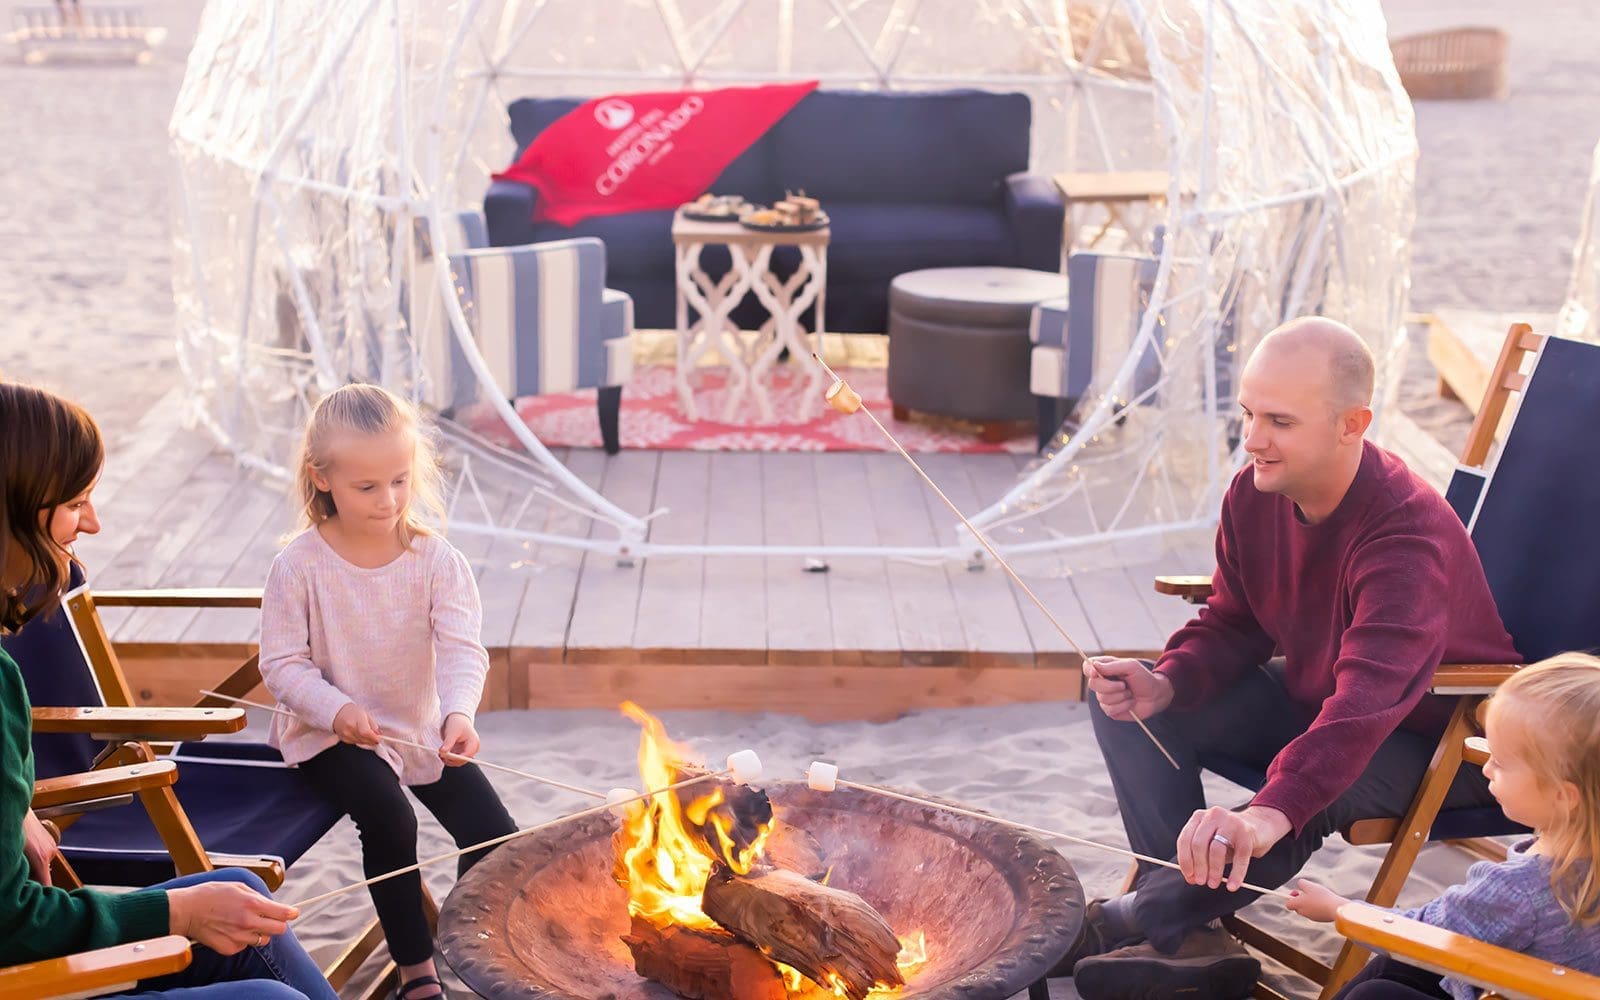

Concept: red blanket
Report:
left=494, top=81, right=818, bottom=227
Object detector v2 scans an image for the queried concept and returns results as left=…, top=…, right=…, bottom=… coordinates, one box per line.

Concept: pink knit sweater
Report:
left=259, top=528, right=489, bottom=785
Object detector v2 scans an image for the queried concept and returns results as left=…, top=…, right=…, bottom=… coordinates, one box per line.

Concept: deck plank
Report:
left=815, top=453, right=900, bottom=664
left=510, top=448, right=610, bottom=657
left=564, top=450, right=658, bottom=660
left=919, top=452, right=1037, bottom=666
left=632, top=451, right=709, bottom=656
left=865, top=453, right=967, bottom=664
left=996, top=457, right=1103, bottom=664
left=760, top=452, right=833, bottom=664
left=697, top=451, right=767, bottom=660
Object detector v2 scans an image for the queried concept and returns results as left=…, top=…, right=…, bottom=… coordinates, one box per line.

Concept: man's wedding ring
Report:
left=254, top=931, right=266, bottom=948
left=1212, top=833, right=1233, bottom=848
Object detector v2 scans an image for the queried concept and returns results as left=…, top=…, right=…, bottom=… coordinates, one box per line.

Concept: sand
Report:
left=1, top=2, right=1583, bottom=996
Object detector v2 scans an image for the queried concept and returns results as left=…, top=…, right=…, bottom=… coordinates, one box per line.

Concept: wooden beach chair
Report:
left=4, top=565, right=426, bottom=999
left=1152, top=323, right=1598, bottom=998
left=5, top=4, right=166, bottom=64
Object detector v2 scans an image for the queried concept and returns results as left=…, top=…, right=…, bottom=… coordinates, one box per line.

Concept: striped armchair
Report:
left=424, top=211, right=634, bottom=453
left=1029, top=250, right=1161, bottom=451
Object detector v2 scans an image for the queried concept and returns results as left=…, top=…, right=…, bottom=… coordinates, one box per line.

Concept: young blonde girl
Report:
left=1289, top=653, right=1600, bottom=1000
left=260, top=384, right=515, bottom=1000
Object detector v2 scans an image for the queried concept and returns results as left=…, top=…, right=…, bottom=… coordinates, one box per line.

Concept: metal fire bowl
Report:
left=439, top=782, right=1084, bottom=1000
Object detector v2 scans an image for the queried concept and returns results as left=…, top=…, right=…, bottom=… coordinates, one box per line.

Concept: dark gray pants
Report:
left=1088, top=663, right=1495, bottom=953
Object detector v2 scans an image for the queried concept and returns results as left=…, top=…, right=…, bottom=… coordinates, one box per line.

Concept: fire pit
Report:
left=439, top=780, right=1084, bottom=999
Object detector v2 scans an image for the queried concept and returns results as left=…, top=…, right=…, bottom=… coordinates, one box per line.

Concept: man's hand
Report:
left=1285, top=879, right=1350, bottom=923
left=168, top=880, right=299, bottom=955
left=439, top=712, right=480, bottom=765
left=1082, top=657, right=1175, bottom=721
left=21, top=810, right=58, bottom=887
left=1176, top=804, right=1292, bottom=892
left=331, top=703, right=383, bottom=748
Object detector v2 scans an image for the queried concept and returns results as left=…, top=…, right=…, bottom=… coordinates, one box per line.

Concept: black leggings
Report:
left=298, top=742, right=517, bottom=965
left=1333, top=955, right=1451, bottom=1000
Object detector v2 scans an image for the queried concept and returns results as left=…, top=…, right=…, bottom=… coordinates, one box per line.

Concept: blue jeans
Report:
left=113, top=869, right=337, bottom=1000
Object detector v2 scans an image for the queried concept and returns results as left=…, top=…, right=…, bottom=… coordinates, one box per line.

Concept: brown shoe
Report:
left=1045, top=899, right=1141, bottom=979
left=1071, top=924, right=1258, bottom=999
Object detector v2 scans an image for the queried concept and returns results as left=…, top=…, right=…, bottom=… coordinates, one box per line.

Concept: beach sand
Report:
left=1, top=1, right=1587, bottom=996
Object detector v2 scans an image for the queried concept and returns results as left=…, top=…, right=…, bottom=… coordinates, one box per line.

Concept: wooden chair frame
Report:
left=62, top=585, right=436, bottom=1000
left=1150, top=323, right=1544, bottom=999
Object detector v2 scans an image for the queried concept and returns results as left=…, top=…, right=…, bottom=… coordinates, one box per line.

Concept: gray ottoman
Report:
left=887, top=267, right=1064, bottom=442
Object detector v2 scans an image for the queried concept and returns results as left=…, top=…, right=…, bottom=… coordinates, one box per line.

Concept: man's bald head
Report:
left=1249, top=317, right=1375, bottom=416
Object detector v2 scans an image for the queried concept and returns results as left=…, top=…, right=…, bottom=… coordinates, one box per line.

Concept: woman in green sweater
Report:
left=0, top=382, right=336, bottom=998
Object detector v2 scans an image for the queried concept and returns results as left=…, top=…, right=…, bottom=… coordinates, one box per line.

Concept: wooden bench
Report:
left=6, top=4, right=166, bottom=63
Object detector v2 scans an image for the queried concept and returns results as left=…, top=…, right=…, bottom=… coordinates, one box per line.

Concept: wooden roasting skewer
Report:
left=199, top=690, right=607, bottom=800
left=807, top=764, right=1293, bottom=900
left=814, top=355, right=1181, bottom=770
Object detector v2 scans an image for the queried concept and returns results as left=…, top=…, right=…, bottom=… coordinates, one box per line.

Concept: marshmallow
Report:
left=806, top=761, right=839, bottom=792
left=606, top=787, right=638, bottom=815
left=725, top=749, right=763, bottom=783
left=825, top=380, right=862, bottom=415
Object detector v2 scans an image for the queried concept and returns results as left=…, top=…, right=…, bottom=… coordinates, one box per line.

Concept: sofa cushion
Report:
left=822, top=202, right=1014, bottom=282
left=505, top=96, right=776, bottom=203
left=769, top=90, right=1031, bottom=205
left=529, top=208, right=676, bottom=278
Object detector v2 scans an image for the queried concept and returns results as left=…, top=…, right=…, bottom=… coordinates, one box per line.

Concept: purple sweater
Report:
left=1396, top=838, right=1600, bottom=1000
left=1155, top=442, right=1518, bottom=832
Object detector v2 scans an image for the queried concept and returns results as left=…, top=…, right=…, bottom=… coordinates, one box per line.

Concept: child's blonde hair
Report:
left=291, top=383, right=445, bottom=545
left=1491, top=652, right=1600, bottom=925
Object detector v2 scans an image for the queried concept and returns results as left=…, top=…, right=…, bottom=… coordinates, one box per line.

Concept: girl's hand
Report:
left=332, top=703, right=383, bottom=747
left=168, top=880, right=299, bottom=955
left=439, top=713, right=480, bottom=764
left=22, top=810, right=59, bottom=887
left=1286, top=879, right=1350, bottom=922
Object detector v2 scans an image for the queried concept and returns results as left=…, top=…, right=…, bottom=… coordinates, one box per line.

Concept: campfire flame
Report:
left=615, top=703, right=929, bottom=996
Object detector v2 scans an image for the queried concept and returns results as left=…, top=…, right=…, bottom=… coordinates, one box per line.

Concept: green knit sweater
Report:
left=1, top=646, right=169, bottom=964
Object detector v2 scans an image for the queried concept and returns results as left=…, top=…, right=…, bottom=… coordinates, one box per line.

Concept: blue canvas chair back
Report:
left=1, top=563, right=340, bottom=886
left=1447, top=335, right=1600, bottom=661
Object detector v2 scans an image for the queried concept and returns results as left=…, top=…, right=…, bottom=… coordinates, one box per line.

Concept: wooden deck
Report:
left=72, top=392, right=1224, bottom=719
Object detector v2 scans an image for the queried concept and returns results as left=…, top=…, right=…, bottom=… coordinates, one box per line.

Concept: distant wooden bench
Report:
left=6, top=4, right=166, bottom=63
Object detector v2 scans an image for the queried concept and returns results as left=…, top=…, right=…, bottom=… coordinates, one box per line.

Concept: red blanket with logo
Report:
left=494, top=81, right=818, bottom=227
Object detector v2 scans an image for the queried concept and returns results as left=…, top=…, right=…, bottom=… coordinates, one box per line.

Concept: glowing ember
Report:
left=613, top=703, right=930, bottom=997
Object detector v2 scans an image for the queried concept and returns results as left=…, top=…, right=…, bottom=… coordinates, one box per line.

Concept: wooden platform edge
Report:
left=111, top=643, right=1145, bottom=720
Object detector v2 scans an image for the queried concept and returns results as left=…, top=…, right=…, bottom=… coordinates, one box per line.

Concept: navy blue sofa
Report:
left=484, top=89, right=1065, bottom=333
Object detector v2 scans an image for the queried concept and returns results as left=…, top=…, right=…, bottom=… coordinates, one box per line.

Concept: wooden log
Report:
left=701, top=865, right=903, bottom=1000
left=621, top=914, right=786, bottom=1000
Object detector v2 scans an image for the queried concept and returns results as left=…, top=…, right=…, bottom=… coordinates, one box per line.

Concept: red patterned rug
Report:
left=466, top=364, right=1036, bottom=453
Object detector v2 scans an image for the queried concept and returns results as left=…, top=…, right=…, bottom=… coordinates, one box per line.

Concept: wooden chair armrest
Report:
left=1431, top=663, right=1520, bottom=695
left=1464, top=735, right=1490, bottom=768
left=89, top=587, right=263, bottom=608
left=1153, top=574, right=1213, bottom=604
left=1335, top=905, right=1600, bottom=1000
left=30, top=706, right=246, bottom=739
left=32, top=761, right=178, bottom=810
left=0, top=936, right=191, bottom=998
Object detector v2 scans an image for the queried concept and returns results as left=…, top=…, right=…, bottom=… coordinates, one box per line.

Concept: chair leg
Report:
left=1027, top=979, right=1050, bottom=999
left=1036, top=396, right=1069, bottom=452
left=597, top=385, right=622, bottom=455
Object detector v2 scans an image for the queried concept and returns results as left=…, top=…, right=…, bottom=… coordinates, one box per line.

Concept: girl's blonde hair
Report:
left=1491, top=652, right=1600, bottom=925
left=291, top=383, right=444, bottom=545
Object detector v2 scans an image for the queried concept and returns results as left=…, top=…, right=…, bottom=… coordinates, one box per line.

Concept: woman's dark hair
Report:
left=0, top=383, right=103, bottom=632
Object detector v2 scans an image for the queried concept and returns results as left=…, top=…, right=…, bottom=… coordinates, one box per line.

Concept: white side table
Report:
left=672, top=213, right=830, bottom=423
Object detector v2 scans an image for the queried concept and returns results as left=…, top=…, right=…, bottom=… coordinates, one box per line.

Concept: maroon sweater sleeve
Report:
left=1155, top=487, right=1277, bottom=708
left=1250, top=530, right=1450, bottom=833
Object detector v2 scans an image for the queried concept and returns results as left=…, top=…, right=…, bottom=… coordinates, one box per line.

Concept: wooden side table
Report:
left=671, top=213, right=830, bottom=423
left=1052, top=170, right=1170, bottom=253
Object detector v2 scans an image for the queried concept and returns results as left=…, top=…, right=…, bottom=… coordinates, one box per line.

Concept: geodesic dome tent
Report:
left=1560, top=138, right=1600, bottom=342
left=170, top=0, right=1416, bottom=561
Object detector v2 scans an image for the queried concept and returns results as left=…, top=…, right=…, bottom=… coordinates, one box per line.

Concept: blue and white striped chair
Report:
left=1029, top=250, right=1161, bottom=451
left=423, top=211, right=634, bottom=453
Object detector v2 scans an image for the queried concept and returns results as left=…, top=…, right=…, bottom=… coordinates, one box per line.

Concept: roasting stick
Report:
left=814, top=355, right=1180, bottom=770
left=289, top=761, right=759, bottom=915
left=199, top=689, right=606, bottom=800
left=804, top=762, right=1292, bottom=900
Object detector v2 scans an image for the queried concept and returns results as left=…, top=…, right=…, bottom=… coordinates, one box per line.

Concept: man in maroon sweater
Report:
left=1062, top=318, right=1520, bottom=998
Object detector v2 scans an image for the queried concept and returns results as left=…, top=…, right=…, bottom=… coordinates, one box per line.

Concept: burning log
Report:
left=702, top=864, right=904, bottom=1000
left=622, top=915, right=787, bottom=1000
